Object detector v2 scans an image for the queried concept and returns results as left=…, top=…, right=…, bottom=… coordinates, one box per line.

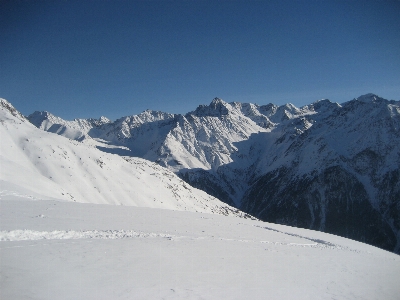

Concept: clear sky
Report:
left=1, top=0, right=399, bottom=120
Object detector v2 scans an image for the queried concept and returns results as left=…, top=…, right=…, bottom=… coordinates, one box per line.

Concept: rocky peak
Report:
left=192, top=98, right=230, bottom=117
left=211, top=97, right=224, bottom=104
left=259, top=103, right=279, bottom=117
left=209, top=97, right=229, bottom=114
left=307, top=99, right=341, bottom=114
left=356, top=93, right=382, bottom=103
left=99, top=116, right=110, bottom=123
left=28, top=111, right=55, bottom=126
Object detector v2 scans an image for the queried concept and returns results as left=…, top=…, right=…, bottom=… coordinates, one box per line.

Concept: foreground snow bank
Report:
left=1, top=199, right=399, bottom=300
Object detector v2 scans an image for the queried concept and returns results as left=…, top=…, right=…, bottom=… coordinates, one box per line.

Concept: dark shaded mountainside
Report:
left=27, top=94, right=400, bottom=253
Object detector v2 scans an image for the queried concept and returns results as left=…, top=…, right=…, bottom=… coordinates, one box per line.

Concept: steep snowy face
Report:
left=229, top=102, right=273, bottom=129
left=1, top=101, right=251, bottom=218
left=105, top=110, right=176, bottom=140
left=28, top=111, right=112, bottom=141
left=161, top=99, right=271, bottom=171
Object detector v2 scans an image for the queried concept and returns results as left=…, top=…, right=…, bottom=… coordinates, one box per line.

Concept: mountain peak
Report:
left=309, top=98, right=341, bottom=112
left=28, top=110, right=61, bottom=128
left=98, top=116, right=111, bottom=123
left=0, top=98, right=26, bottom=121
left=210, top=97, right=228, bottom=108
left=211, top=97, right=224, bottom=103
left=209, top=97, right=229, bottom=112
left=192, top=98, right=230, bottom=117
left=355, top=93, right=382, bottom=103
left=135, top=109, right=175, bottom=122
left=341, top=93, right=388, bottom=112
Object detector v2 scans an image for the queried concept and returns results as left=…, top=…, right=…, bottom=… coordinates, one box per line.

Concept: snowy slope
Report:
left=1, top=198, right=400, bottom=300
left=0, top=99, right=248, bottom=217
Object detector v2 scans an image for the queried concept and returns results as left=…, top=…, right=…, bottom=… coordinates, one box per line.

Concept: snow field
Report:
left=1, top=199, right=400, bottom=300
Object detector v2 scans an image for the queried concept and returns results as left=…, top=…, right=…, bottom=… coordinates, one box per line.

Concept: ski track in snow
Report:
left=0, top=189, right=39, bottom=200
left=245, top=223, right=366, bottom=253
left=0, top=228, right=344, bottom=251
left=0, top=229, right=174, bottom=241
left=254, top=224, right=336, bottom=246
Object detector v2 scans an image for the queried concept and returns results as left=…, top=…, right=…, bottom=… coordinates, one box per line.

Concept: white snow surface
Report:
left=1, top=198, right=400, bottom=300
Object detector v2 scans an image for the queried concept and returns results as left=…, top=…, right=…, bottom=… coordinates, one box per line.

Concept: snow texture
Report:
left=1, top=199, right=400, bottom=300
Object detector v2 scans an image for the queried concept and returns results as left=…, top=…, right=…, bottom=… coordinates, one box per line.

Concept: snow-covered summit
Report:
left=192, top=97, right=231, bottom=117
left=355, top=92, right=386, bottom=103
left=305, top=98, right=341, bottom=114
left=115, top=109, right=175, bottom=125
left=28, top=111, right=112, bottom=131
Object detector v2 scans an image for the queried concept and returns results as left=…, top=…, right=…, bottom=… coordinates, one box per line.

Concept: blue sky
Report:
left=1, top=0, right=399, bottom=120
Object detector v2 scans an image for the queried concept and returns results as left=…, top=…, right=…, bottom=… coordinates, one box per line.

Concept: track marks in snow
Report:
left=0, top=189, right=38, bottom=200
left=0, top=230, right=176, bottom=241
left=259, top=225, right=336, bottom=246
left=1, top=228, right=345, bottom=252
left=248, top=224, right=356, bottom=251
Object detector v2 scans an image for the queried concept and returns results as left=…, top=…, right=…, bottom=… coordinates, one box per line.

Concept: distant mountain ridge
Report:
left=25, top=94, right=400, bottom=253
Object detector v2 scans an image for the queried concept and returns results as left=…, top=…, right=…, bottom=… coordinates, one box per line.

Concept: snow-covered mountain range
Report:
left=6, top=93, right=400, bottom=254
left=0, top=99, right=249, bottom=218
